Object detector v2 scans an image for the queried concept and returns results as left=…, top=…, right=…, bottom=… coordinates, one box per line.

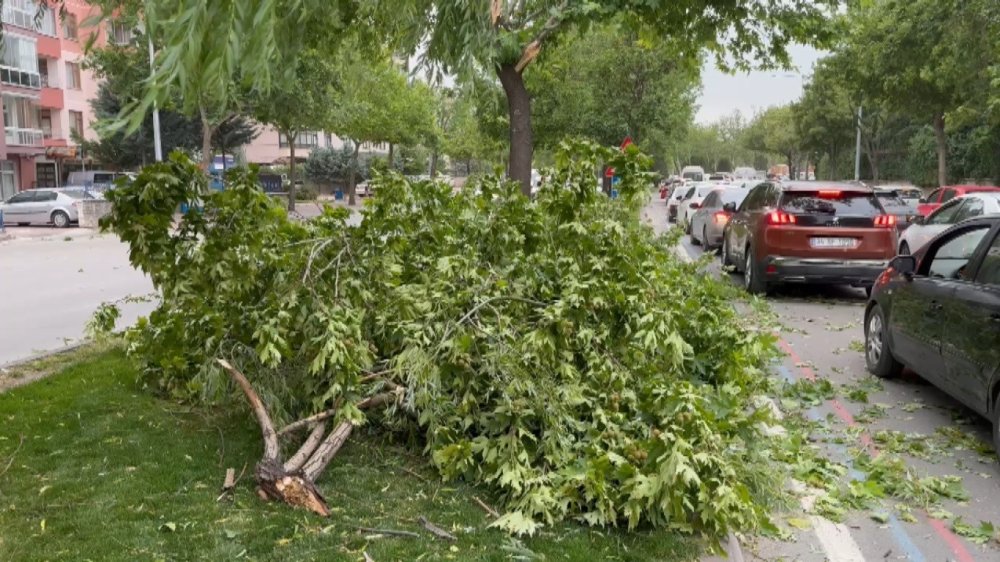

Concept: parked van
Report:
left=66, top=170, right=135, bottom=188
left=680, top=165, right=705, bottom=182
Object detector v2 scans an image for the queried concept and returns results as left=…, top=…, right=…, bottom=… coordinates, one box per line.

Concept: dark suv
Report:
left=721, top=181, right=897, bottom=294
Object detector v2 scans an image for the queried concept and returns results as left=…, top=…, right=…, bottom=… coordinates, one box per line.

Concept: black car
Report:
left=864, top=215, right=1000, bottom=456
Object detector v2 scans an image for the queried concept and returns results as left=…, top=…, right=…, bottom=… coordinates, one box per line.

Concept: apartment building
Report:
left=0, top=0, right=106, bottom=200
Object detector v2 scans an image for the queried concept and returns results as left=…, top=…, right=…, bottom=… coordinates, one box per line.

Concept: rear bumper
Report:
left=765, top=256, right=889, bottom=286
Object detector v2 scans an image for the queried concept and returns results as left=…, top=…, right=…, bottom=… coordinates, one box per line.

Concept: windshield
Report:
left=875, top=193, right=911, bottom=212
left=682, top=172, right=703, bottom=181
left=719, top=190, right=750, bottom=206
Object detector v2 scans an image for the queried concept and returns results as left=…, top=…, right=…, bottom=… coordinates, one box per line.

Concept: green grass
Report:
left=0, top=347, right=702, bottom=561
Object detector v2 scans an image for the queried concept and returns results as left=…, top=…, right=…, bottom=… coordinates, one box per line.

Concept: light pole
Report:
left=137, top=21, right=163, bottom=162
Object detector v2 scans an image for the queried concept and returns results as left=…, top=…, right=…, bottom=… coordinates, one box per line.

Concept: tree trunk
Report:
left=288, top=140, right=297, bottom=211
left=348, top=142, right=360, bottom=207
left=497, top=63, right=533, bottom=196
left=429, top=150, right=438, bottom=179
left=200, top=107, right=214, bottom=171
left=387, top=143, right=394, bottom=170
left=933, top=114, right=948, bottom=187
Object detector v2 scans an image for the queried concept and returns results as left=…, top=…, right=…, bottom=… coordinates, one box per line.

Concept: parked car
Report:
left=0, top=188, right=94, bottom=227
left=680, top=183, right=720, bottom=231
left=864, top=215, right=1000, bottom=456
left=721, top=181, right=897, bottom=295
left=898, top=193, right=1000, bottom=254
left=915, top=185, right=1000, bottom=217
left=689, top=186, right=751, bottom=251
left=66, top=170, right=134, bottom=191
left=873, top=189, right=918, bottom=233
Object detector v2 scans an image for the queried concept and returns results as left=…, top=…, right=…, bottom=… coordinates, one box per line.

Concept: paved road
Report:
left=0, top=228, right=155, bottom=365
left=642, top=199, right=1000, bottom=562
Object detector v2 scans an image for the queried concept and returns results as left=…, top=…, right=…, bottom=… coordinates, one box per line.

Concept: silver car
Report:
left=897, top=192, right=1000, bottom=254
left=689, top=186, right=751, bottom=251
left=0, top=188, right=93, bottom=228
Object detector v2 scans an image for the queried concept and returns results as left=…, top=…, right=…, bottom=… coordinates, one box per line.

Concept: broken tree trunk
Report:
left=215, top=359, right=403, bottom=517
left=216, top=358, right=330, bottom=516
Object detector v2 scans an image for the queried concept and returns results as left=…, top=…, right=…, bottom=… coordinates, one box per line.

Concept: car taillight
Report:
left=874, top=214, right=896, bottom=228
left=714, top=212, right=730, bottom=224
left=766, top=211, right=796, bottom=225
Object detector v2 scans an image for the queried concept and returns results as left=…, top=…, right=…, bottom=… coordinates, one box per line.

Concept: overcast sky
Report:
left=694, top=44, right=826, bottom=125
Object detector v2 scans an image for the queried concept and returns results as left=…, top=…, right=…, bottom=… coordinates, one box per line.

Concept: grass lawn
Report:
left=0, top=346, right=702, bottom=561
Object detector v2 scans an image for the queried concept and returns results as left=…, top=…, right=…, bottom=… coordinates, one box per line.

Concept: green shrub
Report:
left=102, top=142, right=783, bottom=542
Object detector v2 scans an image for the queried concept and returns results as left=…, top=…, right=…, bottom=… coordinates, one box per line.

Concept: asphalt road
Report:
left=642, top=198, right=1000, bottom=562
left=0, top=228, right=155, bottom=365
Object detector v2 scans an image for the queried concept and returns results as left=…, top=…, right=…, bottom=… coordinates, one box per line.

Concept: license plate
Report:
left=810, top=237, right=856, bottom=248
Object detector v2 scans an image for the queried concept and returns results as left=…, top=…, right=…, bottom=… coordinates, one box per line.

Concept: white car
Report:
left=666, top=184, right=690, bottom=222
left=680, top=182, right=723, bottom=232
left=897, top=192, right=1000, bottom=254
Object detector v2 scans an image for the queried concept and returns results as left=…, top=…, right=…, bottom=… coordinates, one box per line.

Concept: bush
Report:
left=102, top=143, right=784, bottom=541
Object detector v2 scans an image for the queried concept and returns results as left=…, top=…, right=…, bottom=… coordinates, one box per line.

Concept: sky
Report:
left=694, top=44, right=826, bottom=125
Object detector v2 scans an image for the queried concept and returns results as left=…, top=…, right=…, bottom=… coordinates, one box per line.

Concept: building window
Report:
left=279, top=131, right=319, bottom=148
left=40, top=108, right=52, bottom=138
left=1, top=161, right=17, bottom=201
left=65, top=61, right=81, bottom=90
left=3, top=0, right=55, bottom=35
left=0, top=34, right=41, bottom=88
left=69, top=110, right=84, bottom=138
left=63, top=13, right=78, bottom=40
left=3, top=93, right=43, bottom=146
left=108, top=21, right=133, bottom=45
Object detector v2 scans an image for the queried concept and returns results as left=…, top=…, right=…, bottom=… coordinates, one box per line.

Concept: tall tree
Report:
left=745, top=106, right=801, bottom=179
left=64, top=0, right=836, bottom=197
left=252, top=50, right=338, bottom=210
left=328, top=54, right=435, bottom=206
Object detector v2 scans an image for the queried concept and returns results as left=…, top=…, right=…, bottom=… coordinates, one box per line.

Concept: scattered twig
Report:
left=216, top=467, right=237, bottom=502
left=278, top=409, right=338, bottom=436
left=419, top=516, right=457, bottom=541
left=401, top=466, right=428, bottom=482
left=357, top=527, right=420, bottom=538
left=473, top=496, right=500, bottom=518
left=0, top=435, right=24, bottom=479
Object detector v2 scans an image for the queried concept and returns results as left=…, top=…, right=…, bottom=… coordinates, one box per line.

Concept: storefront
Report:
left=1, top=160, right=17, bottom=200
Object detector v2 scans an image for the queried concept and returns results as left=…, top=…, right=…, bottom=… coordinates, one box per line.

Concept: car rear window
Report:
left=875, top=193, right=911, bottom=212
left=781, top=191, right=883, bottom=216
left=720, top=190, right=749, bottom=206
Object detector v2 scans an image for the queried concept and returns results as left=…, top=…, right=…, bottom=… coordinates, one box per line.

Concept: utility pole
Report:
left=854, top=106, right=862, bottom=182
left=147, top=32, right=163, bottom=162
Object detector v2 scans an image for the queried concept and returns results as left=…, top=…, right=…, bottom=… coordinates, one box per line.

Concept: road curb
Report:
left=0, top=341, right=87, bottom=370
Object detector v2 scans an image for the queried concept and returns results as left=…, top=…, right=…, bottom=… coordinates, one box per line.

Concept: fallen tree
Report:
left=101, top=141, right=784, bottom=539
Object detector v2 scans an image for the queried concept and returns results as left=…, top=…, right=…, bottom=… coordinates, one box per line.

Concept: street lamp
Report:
left=136, top=21, right=163, bottom=162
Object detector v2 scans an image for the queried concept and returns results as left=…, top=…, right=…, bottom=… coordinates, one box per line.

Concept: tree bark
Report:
left=200, top=106, right=215, bottom=171
left=288, top=137, right=298, bottom=211
left=497, top=63, right=533, bottom=196
left=429, top=150, right=438, bottom=179
left=348, top=142, right=360, bottom=207
left=933, top=114, right=948, bottom=187
left=387, top=143, right=394, bottom=170
left=283, top=422, right=326, bottom=472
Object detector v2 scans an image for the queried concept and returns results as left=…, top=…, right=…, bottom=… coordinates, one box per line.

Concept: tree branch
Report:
left=514, top=0, right=569, bottom=72
left=302, top=421, right=353, bottom=481
left=216, top=359, right=280, bottom=462
left=283, top=422, right=327, bottom=472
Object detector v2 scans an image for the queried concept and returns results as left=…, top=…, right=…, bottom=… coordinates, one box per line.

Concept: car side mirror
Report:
left=723, top=202, right=737, bottom=212
left=890, top=255, right=917, bottom=278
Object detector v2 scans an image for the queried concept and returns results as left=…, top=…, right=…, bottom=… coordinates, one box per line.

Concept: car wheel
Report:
left=744, top=246, right=768, bottom=295
left=690, top=223, right=701, bottom=245
left=51, top=211, right=70, bottom=228
left=685, top=217, right=692, bottom=235
left=721, top=232, right=732, bottom=267
left=993, top=392, right=1000, bottom=460
left=702, top=227, right=712, bottom=251
left=864, top=304, right=902, bottom=379
left=899, top=241, right=910, bottom=255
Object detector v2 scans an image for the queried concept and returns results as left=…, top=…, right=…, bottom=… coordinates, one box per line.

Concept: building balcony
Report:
left=5, top=127, right=44, bottom=147
left=0, top=66, right=41, bottom=89
left=39, top=85, right=64, bottom=109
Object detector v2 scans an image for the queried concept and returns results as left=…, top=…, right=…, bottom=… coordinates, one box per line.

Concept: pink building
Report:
left=243, top=128, right=347, bottom=166
left=0, top=0, right=109, bottom=199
